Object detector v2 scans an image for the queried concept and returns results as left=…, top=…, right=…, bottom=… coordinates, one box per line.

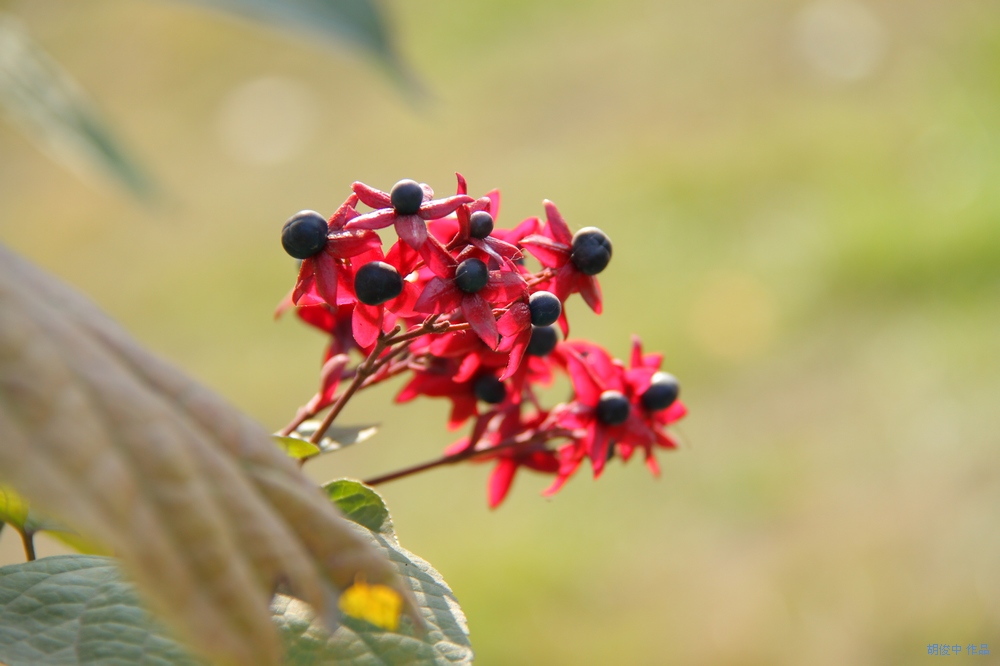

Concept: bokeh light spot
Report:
left=216, top=77, right=317, bottom=166
left=793, top=0, right=887, bottom=83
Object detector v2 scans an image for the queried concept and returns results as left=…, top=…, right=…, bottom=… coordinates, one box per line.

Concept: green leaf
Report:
left=0, top=16, right=155, bottom=201
left=173, top=0, right=413, bottom=87
left=274, top=480, right=473, bottom=665
left=0, top=555, right=204, bottom=666
left=272, top=435, right=322, bottom=460
left=323, top=479, right=394, bottom=539
left=294, top=421, right=379, bottom=455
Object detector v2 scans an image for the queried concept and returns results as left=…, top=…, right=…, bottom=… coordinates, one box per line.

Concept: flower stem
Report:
left=363, top=428, right=575, bottom=486
left=19, top=529, right=36, bottom=562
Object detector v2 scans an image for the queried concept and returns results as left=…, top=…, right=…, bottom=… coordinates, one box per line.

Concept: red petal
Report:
left=462, top=294, right=499, bottom=348
left=542, top=453, right=582, bottom=497
left=578, top=275, right=603, bottom=314
left=481, top=271, right=528, bottom=306
left=588, top=427, right=611, bottom=477
left=562, top=348, right=603, bottom=405
left=413, top=277, right=463, bottom=314
left=499, top=334, right=529, bottom=381
left=420, top=236, right=457, bottom=278
left=346, top=208, right=396, bottom=230
left=455, top=172, right=468, bottom=195
left=291, top=258, right=316, bottom=305
left=325, top=228, right=383, bottom=258
left=454, top=353, right=482, bottom=383
left=314, top=256, right=339, bottom=305
left=520, top=234, right=570, bottom=267
left=395, top=214, right=429, bottom=249
left=488, top=459, right=518, bottom=509
left=419, top=194, right=475, bottom=219
left=328, top=193, right=360, bottom=230
left=352, top=302, right=383, bottom=348
left=630, top=335, right=645, bottom=369
left=352, top=181, right=392, bottom=209
left=486, top=189, right=501, bottom=218
left=645, top=451, right=661, bottom=476
left=385, top=239, right=421, bottom=276
left=448, top=396, right=478, bottom=429
left=497, top=302, right=531, bottom=337
left=543, top=200, right=573, bottom=245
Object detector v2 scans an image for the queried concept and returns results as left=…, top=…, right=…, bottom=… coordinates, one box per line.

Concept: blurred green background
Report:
left=2, top=0, right=999, bottom=663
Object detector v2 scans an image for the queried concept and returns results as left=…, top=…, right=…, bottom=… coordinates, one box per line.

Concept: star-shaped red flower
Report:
left=346, top=180, right=473, bottom=251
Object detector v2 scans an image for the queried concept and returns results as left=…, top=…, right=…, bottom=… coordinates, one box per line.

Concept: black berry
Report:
left=390, top=179, right=424, bottom=215
left=526, top=325, right=559, bottom=357
left=570, top=227, right=612, bottom=276
left=474, top=375, right=507, bottom=404
left=455, top=258, right=489, bottom=293
left=596, top=390, right=630, bottom=425
left=354, top=262, right=403, bottom=306
left=469, top=211, right=494, bottom=239
left=281, top=211, right=328, bottom=259
left=641, top=372, right=680, bottom=412
left=528, top=291, right=561, bottom=327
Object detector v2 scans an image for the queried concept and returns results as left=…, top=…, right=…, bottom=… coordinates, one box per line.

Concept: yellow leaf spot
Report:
left=338, top=580, right=403, bottom=631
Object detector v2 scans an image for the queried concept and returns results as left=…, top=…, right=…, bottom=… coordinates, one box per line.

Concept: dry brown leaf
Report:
left=0, top=246, right=406, bottom=666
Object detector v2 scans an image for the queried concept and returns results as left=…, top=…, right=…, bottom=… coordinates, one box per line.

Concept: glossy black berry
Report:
left=641, top=372, right=680, bottom=412
left=469, top=211, right=494, bottom=239
left=596, top=390, right=630, bottom=426
left=390, top=179, right=424, bottom=215
left=526, top=325, right=559, bottom=357
left=281, top=211, right=328, bottom=259
left=528, top=291, right=562, bottom=327
left=354, top=262, right=403, bottom=306
left=455, top=258, right=489, bottom=293
left=570, top=227, right=612, bottom=276
left=474, top=375, right=507, bottom=404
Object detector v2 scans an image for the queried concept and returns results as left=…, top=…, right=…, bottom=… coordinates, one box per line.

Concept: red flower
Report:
left=446, top=406, right=560, bottom=508
left=540, top=342, right=654, bottom=495
left=413, top=238, right=528, bottom=348
left=396, top=358, right=508, bottom=429
left=291, top=194, right=383, bottom=307
left=350, top=251, right=422, bottom=349
left=346, top=180, right=473, bottom=251
left=520, top=200, right=604, bottom=313
left=442, top=176, right=522, bottom=266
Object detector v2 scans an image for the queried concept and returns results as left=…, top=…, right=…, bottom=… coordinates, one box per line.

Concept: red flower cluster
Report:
left=277, top=175, right=685, bottom=507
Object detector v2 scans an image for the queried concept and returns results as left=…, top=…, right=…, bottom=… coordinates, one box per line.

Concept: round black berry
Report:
left=474, top=375, right=507, bottom=404
left=354, top=262, right=403, bottom=306
left=528, top=291, right=562, bottom=327
left=469, top=211, right=494, bottom=239
left=390, top=179, right=424, bottom=215
left=526, top=325, right=559, bottom=357
left=596, top=390, right=630, bottom=426
left=455, top=258, right=489, bottom=293
left=281, top=211, right=328, bottom=259
left=641, top=372, right=680, bottom=412
left=570, top=227, right=612, bottom=276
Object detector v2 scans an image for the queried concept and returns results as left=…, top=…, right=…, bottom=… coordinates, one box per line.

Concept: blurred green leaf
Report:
left=0, top=15, right=154, bottom=201
left=294, top=420, right=379, bottom=455
left=272, top=435, right=322, bottom=460
left=0, top=486, right=111, bottom=556
left=0, top=556, right=205, bottom=666
left=323, top=479, right=394, bottom=538
left=174, top=0, right=413, bottom=87
left=274, top=482, right=473, bottom=665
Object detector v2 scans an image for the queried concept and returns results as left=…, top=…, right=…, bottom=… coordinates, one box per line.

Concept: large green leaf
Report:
left=0, top=15, right=154, bottom=201
left=275, top=480, right=473, bottom=665
left=0, top=490, right=474, bottom=666
left=173, top=0, right=411, bottom=85
left=0, top=556, right=204, bottom=666
left=0, top=246, right=407, bottom=666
